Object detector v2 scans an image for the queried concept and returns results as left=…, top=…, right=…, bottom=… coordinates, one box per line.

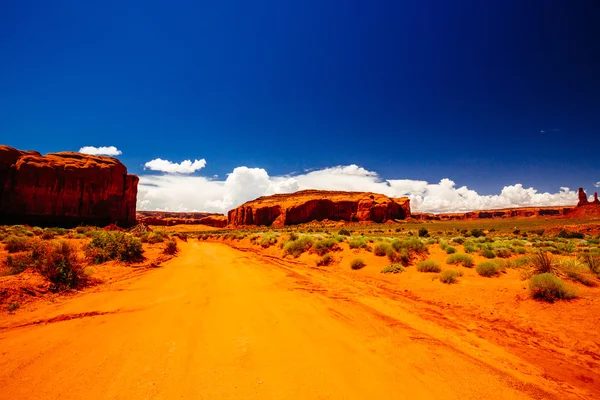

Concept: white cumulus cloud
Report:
left=144, top=158, right=207, bottom=174
left=595, top=182, right=600, bottom=188
left=136, top=163, right=579, bottom=214
left=79, top=146, right=122, bottom=156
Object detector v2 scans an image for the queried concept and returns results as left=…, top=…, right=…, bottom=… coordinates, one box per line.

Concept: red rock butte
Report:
left=227, top=190, right=411, bottom=227
left=0, top=145, right=138, bottom=227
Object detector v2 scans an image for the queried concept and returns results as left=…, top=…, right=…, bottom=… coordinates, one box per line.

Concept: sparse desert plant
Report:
left=283, top=235, right=314, bottom=257
left=35, top=240, right=85, bottom=290
left=4, top=235, right=34, bottom=253
left=556, top=230, right=584, bottom=239
left=147, top=230, right=166, bottom=244
left=2, top=253, right=32, bottom=276
left=556, top=257, right=597, bottom=287
left=313, top=238, right=340, bottom=255
left=480, top=249, right=496, bottom=259
left=391, top=237, right=427, bottom=255
left=495, top=248, right=512, bottom=258
left=529, top=273, right=577, bottom=302
left=373, top=242, right=392, bottom=257
left=381, top=264, right=404, bottom=274
left=464, top=244, right=476, bottom=253
left=476, top=261, right=500, bottom=277
left=579, top=253, right=600, bottom=275
left=439, top=269, right=463, bottom=284
left=348, top=236, right=368, bottom=249
left=416, top=260, right=441, bottom=273
left=7, top=302, right=20, bottom=312
left=350, top=258, right=366, bottom=270
left=85, top=231, right=144, bottom=263
left=164, top=239, right=178, bottom=255
left=338, top=228, right=351, bottom=236
left=418, top=227, right=429, bottom=237
left=446, top=253, right=474, bottom=268
left=444, top=246, right=456, bottom=254
left=259, top=233, right=278, bottom=248
left=316, top=253, right=333, bottom=266
left=470, top=229, right=486, bottom=238
left=528, top=250, right=559, bottom=275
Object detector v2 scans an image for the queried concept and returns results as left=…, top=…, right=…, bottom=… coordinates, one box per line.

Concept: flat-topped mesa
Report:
left=227, top=190, right=411, bottom=227
left=137, top=211, right=227, bottom=227
left=0, top=145, right=138, bottom=227
left=577, top=188, right=589, bottom=206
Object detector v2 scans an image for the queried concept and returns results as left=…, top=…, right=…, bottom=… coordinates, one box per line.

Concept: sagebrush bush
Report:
left=259, top=233, right=278, bottom=248
left=381, top=264, right=404, bottom=274
left=85, top=231, right=144, bottom=263
left=439, top=269, right=463, bottom=284
left=283, top=235, right=314, bottom=257
left=556, top=230, right=584, bottom=239
left=164, top=239, right=178, bottom=255
left=4, top=235, right=34, bottom=253
left=348, top=237, right=368, bottom=249
left=147, top=230, right=166, bottom=244
left=313, top=238, right=339, bottom=255
left=529, top=273, right=577, bottom=302
left=2, top=253, right=31, bottom=276
left=444, top=246, right=456, bottom=254
left=373, top=242, right=392, bottom=257
left=579, top=253, right=600, bottom=275
left=350, top=258, right=366, bottom=270
left=338, top=228, right=351, bottom=236
left=476, top=261, right=499, bottom=277
left=392, top=237, right=427, bottom=254
left=480, top=249, right=496, bottom=259
left=495, top=248, right=512, bottom=258
left=316, top=253, right=333, bottom=266
left=35, top=240, right=85, bottom=290
left=446, top=253, right=474, bottom=268
left=418, top=227, right=429, bottom=237
left=416, top=260, right=441, bottom=273
left=471, top=229, right=486, bottom=238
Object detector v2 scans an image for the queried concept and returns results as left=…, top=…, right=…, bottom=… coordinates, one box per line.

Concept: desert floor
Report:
left=1, top=240, right=598, bottom=399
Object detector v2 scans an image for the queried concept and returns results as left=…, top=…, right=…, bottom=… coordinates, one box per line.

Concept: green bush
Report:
left=348, top=236, right=368, bottom=249
left=418, top=227, right=429, bottom=237
left=444, top=246, right=456, bottom=254
left=35, top=240, right=84, bottom=290
left=464, top=244, right=476, bottom=253
left=476, top=261, right=500, bottom=277
left=2, top=253, right=31, bottom=276
left=164, top=239, right=178, bottom=255
left=4, top=235, right=34, bottom=253
left=85, top=231, right=144, bottom=263
left=147, top=230, right=166, bottom=244
left=471, top=229, right=486, bottom=238
left=283, top=235, right=314, bottom=257
left=338, top=228, right=351, bottom=236
left=313, top=238, right=340, bottom=255
left=317, top=253, right=333, bottom=266
left=446, top=253, right=474, bottom=268
left=529, top=273, right=577, bottom=302
left=391, top=237, right=427, bottom=254
left=529, top=251, right=555, bottom=275
left=416, top=260, right=441, bottom=273
left=557, top=230, right=584, bottom=239
left=373, top=242, right=392, bottom=257
left=259, top=233, right=278, bottom=248
left=381, top=264, right=404, bottom=274
left=439, top=269, right=463, bottom=284
left=350, top=258, right=366, bottom=270
left=480, top=249, right=496, bottom=259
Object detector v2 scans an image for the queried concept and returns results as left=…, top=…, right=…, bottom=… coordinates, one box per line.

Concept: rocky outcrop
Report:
left=136, top=211, right=227, bottom=227
left=578, top=188, right=589, bottom=206
left=412, top=206, right=575, bottom=221
left=594, top=192, right=600, bottom=204
left=0, top=145, right=138, bottom=227
left=227, top=190, right=411, bottom=227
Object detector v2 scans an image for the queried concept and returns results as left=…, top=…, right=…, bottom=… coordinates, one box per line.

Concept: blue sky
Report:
left=1, top=1, right=599, bottom=212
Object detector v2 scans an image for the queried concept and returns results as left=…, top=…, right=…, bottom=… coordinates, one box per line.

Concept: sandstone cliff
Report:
left=137, top=211, right=227, bottom=227
left=227, top=190, right=411, bottom=227
left=0, top=145, right=138, bottom=227
left=412, top=206, right=575, bottom=221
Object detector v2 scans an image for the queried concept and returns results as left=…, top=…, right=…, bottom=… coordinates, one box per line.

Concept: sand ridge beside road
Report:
left=0, top=241, right=594, bottom=399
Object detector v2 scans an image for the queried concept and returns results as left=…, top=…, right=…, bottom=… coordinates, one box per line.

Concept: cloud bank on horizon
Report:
left=78, top=146, right=122, bottom=156
left=137, top=161, right=582, bottom=215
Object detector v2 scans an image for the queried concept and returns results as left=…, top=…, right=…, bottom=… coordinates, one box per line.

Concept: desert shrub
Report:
left=373, top=242, right=392, bottom=257
left=316, top=253, right=333, bottom=266
left=85, top=231, right=144, bottom=263
left=515, top=247, right=527, bottom=254
left=451, top=237, right=465, bottom=245
left=391, top=237, right=427, bottom=254
left=480, top=249, right=496, bottom=259
left=381, top=264, right=404, bottom=274
left=446, top=253, right=474, bottom=268
left=579, top=253, right=600, bottom=275
left=35, top=240, right=84, bottom=290
left=439, top=269, right=463, bottom=284
left=7, top=302, right=20, bottom=311
left=418, top=227, right=429, bottom=237
left=529, top=251, right=558, bottom=275
left=147, top=230, right=166, bottom=244
left=557, top=257, right=597, bottom=287
left=470, top=229, right=486, bottom=238
left=556, top=230, right=584, bottom=239
left=444, top=246, right=456, bottom=254
left=476, top=261, right=500, bottom=277
left=348, top=236, right=368, bottom=249
left=495, top=248, right=512, bottom=258
left=2, top=253, right=32, bottom=276
left=313, top=238, right=339, bottom=255
left=338, top=228, right=351, bottom=236
left=350, top=258, right=366, bottom=270
left=32, top=227, right=44, bottom=236
left=464, top=244, right=476, bottom=253
left=416, top=260, right=441, bottom=273
left=283, top=235, right=314, bottom=257
left=164, top=239, right=178, bottom=255
left=259, top=233, right=278, bottom=248
left=4, top=235, right=34, bottom=253
left=529, top=273, right=577, bottom=302
left=172, top=232, right=188, bottom=242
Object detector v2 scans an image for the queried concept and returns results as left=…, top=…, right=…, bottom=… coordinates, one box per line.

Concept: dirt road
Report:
left=0, top=242, right=592, bottom=399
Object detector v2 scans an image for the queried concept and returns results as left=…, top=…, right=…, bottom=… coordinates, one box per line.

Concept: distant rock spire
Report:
left=577, top=188, right=589, bottom=206
left=594, top=192, right=600, bottom=204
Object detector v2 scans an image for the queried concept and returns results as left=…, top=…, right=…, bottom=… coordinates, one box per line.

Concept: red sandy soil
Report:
left=1, top=240, right=598, bottom=399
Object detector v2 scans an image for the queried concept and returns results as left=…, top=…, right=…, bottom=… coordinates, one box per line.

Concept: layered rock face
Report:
left=412, top=206, right=575, bottom=221
left=578, top=188, right=589, bottom=206
left=0, top=145, right=138, bottom=227
left=137, top=211, right=227, bottom=227
left=227, top=190, right=411, bottom=227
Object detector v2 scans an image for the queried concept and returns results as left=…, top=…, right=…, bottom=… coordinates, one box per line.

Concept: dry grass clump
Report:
left=529, top=273, right=577, bottom=302
left=439, top=269, right=463, bottom=284
left=350, top=258, right=366, bottom=270
left=316, top=253, right=333, bottom=266
left=446, top=253, right=474, bottom=268
left=283, top=235, right=314, bottom=257
left=85, top=231, right=144, bottom=263
left=164, top=239, right=178, bottom=255
left=476, top=261, right=500, bottom=277
left=416, top=260, right=441, bottom=273
left=381, top=264, right=404, bottom=274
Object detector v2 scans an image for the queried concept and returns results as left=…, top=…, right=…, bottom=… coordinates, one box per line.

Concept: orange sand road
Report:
left=0, top=242, right=586, bottom=399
